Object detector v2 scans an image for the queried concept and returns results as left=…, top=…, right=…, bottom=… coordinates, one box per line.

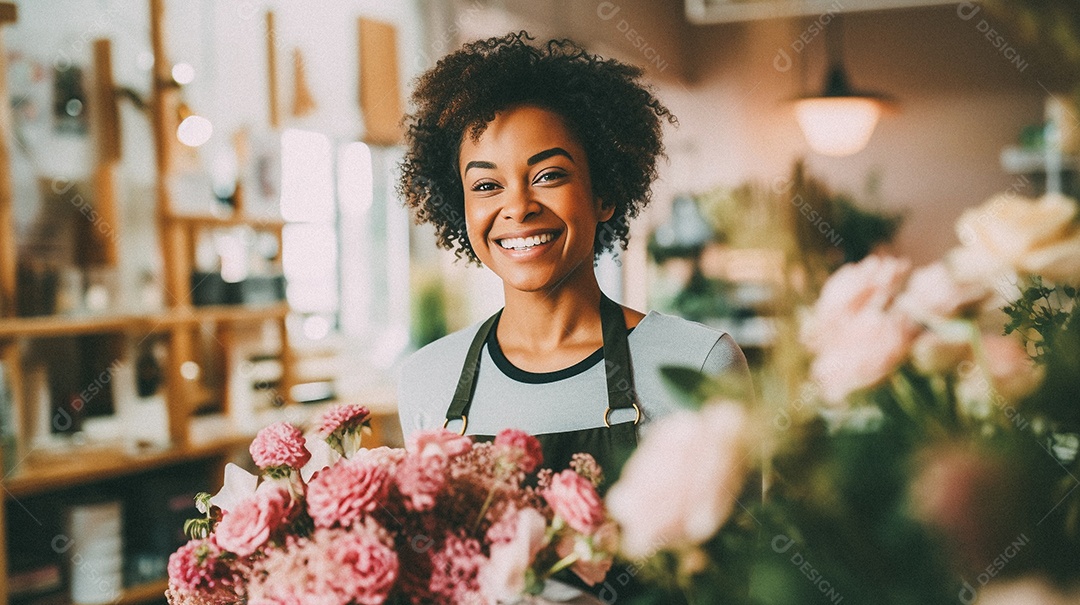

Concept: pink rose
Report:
left=895, top=262, right=989, bottom=323
left=408, top=428, right=472, bottom=459
left=544, top=470, right=605, bottom=535
left=494, top=428, right=544, bottom=473
left=980, top=334, right=1042, bottom=402
left=555, top=521, right=618, bottom=586
left=306, top=457, right=391, bottom=529
left=215, top=483, right=292, bottom=557
left=250, top=422, right=311, bottom=471
left=479, top=508, right=548, bottom=602
left=607, top=402, right=750, bottom=558
left=801, top=255, right=911, bottom=353
left=910, top=444, right=1030, bottom=576
left=810, top=309, right=919, bottom=404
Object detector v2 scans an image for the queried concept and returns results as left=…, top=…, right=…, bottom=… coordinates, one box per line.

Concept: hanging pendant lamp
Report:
left=794, top=16, right=893, bottom=157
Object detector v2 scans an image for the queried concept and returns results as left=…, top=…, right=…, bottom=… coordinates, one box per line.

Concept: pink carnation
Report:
left=250, top=422, right=311, bottom=471
left=408, top=429, right=472, bottom=460
left=326, top=527, right=400, bottom=605
left=167, top=538, right=241, bottom=603
left=306, top=457, right=391, bottom=529
left=248, top=525, right=397, bottom=605
left=429, top=534, right=486, bottom=603
left=396, top=453, right=447, bottom=512
left=494, top=428, right=543, bottom=473
left=317, top=404, right=371, bottom=437
left=215, top=483, right=293, bottom=557
left=543, top=469, right=605, bottom=535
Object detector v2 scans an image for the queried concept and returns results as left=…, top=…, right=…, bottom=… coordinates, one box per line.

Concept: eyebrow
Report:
left=463, top=147, right=575, bottom=175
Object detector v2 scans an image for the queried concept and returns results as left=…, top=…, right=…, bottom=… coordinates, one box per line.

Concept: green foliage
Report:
left=1022, top=308, right=1080, bottom=430
left=659, top=365, right=755, bottom=410
left=411, top=275, right=449, bottom=348
left=832, top=196, right=904, bottom=264
left=670, top=271, right=737, bottom=323
left=1003, top=277, right=1079, bottom=362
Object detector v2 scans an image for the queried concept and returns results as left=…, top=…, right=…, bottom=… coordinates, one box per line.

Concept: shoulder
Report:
left=632, top=311, right=751, bottom=379
left=401, top=320, right=486, bottom=375
left=397, top=319, right=490, bottom=437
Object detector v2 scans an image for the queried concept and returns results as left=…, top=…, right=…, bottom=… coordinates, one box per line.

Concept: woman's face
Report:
left=459, top=105, right=613, bottom=294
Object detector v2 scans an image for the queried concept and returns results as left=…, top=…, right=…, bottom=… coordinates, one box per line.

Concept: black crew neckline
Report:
left=486, top=314, right=636, bottom=384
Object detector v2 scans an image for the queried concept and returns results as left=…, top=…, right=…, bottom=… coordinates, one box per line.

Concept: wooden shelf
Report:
left=165, top=212, right=286, bottom=230
left=0, top=304, right=289, bottom=338
left=3, top=435, right=252, bottom=499
left=115, top=579, right=169, bottom=605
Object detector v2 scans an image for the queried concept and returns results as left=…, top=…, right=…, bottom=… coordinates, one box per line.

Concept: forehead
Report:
left=459, top=105, right=583, bottom=161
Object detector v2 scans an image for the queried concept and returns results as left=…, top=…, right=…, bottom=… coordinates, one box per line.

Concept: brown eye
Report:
left=534, top=169, right=566, bottom=184
left=472, top=181, right=500, bottom=192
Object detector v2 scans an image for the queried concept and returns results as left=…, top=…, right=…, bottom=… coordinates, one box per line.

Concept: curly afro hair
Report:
left=398, top=31, right=676, bottom=264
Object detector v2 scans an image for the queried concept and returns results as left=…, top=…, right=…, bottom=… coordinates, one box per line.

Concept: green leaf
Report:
left=659, top=366, right=713, bottom=410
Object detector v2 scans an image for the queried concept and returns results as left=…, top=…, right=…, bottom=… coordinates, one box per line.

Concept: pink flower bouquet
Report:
left=167, top=410, right=616, bottom=605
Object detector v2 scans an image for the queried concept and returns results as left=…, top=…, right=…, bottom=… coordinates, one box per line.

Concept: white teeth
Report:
left=498, top=232, right=554, bottom=250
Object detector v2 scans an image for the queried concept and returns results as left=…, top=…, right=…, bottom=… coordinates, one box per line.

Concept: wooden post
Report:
left=149, top=0, right=195, bottom=448
left=90, top=38, right=121, bottom=266
left=266, top=11, right=280, bottom=129
left=0, top=6, right=20, bottom=603
left=0, top=4, right=18, bottom=320
left=358, top=18, right=404, bottom=146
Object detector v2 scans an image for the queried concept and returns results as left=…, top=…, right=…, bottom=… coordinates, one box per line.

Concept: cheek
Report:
left=463, top=200, right=493, bottom=244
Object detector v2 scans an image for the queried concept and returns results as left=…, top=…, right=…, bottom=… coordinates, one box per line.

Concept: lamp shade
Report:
left=794, top=96, right=882, bottom=157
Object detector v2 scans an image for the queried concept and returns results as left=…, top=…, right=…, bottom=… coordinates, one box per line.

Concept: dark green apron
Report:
left=443, top=294, right=644, bottom=603
left=443, top=293, right=641, bottom=480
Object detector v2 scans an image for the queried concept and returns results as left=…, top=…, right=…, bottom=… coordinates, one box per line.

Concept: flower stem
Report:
left=472, top=483, right=499, bottom=533
left=547, top=551, right=580, bottom=576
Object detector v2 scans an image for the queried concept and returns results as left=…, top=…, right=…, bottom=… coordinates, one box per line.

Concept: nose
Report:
left=500, top=183, right=542, bottom=222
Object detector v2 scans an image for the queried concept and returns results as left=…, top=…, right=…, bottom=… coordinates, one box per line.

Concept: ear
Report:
left=597, top=198, right=615, bottom=223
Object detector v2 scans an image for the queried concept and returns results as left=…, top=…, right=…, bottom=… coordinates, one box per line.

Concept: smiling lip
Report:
left=492, top=229, right=561, bottom=258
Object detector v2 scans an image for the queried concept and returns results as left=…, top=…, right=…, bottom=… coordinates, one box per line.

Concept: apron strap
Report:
left=445, top=310, right=502, bottom=431
left=599, top=293, right=637, bottom=412
left=445, top=293, right=639, bottom=433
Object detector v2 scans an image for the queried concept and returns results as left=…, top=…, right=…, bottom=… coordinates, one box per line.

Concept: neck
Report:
left=499, top=263, right=604, bottom=352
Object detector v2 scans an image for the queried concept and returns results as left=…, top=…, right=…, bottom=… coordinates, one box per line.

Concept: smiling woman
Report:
left=396, top=30, right=751, bottom=489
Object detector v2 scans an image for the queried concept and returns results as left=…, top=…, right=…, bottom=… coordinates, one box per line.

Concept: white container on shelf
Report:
left=66, top=501, right=123, bottom=605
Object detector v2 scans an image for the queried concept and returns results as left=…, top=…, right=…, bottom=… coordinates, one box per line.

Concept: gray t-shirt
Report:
left=396, top=310, right=751, bottom=440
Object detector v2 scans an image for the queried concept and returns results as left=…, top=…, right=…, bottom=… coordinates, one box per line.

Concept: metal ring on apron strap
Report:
left=604, top=402, right=641, bottom=428
left=443, top=415, right=468, bottom=436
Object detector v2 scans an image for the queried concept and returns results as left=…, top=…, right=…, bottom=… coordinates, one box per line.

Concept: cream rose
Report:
left=895, top=262, right=989, bottom=323
left=954, top=192, right=1080, bottom=285
left=606, top=402, right=751, bottom=559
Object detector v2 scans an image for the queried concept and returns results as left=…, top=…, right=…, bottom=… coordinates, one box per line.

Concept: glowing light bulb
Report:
left=177, top=115, right=213, bottom=147
left=172, top=62, right=196, bottom=84
left=794, top=97, right=882, bottom=157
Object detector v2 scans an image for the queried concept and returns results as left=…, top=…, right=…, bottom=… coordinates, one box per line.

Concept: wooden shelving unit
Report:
left=114, top=579, right=171, bottom=605
left=0, top=303, right=287, bottom=339
left=5, top=434, right=254, bottom=499
left=0, top=2, right=296, bottom=604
